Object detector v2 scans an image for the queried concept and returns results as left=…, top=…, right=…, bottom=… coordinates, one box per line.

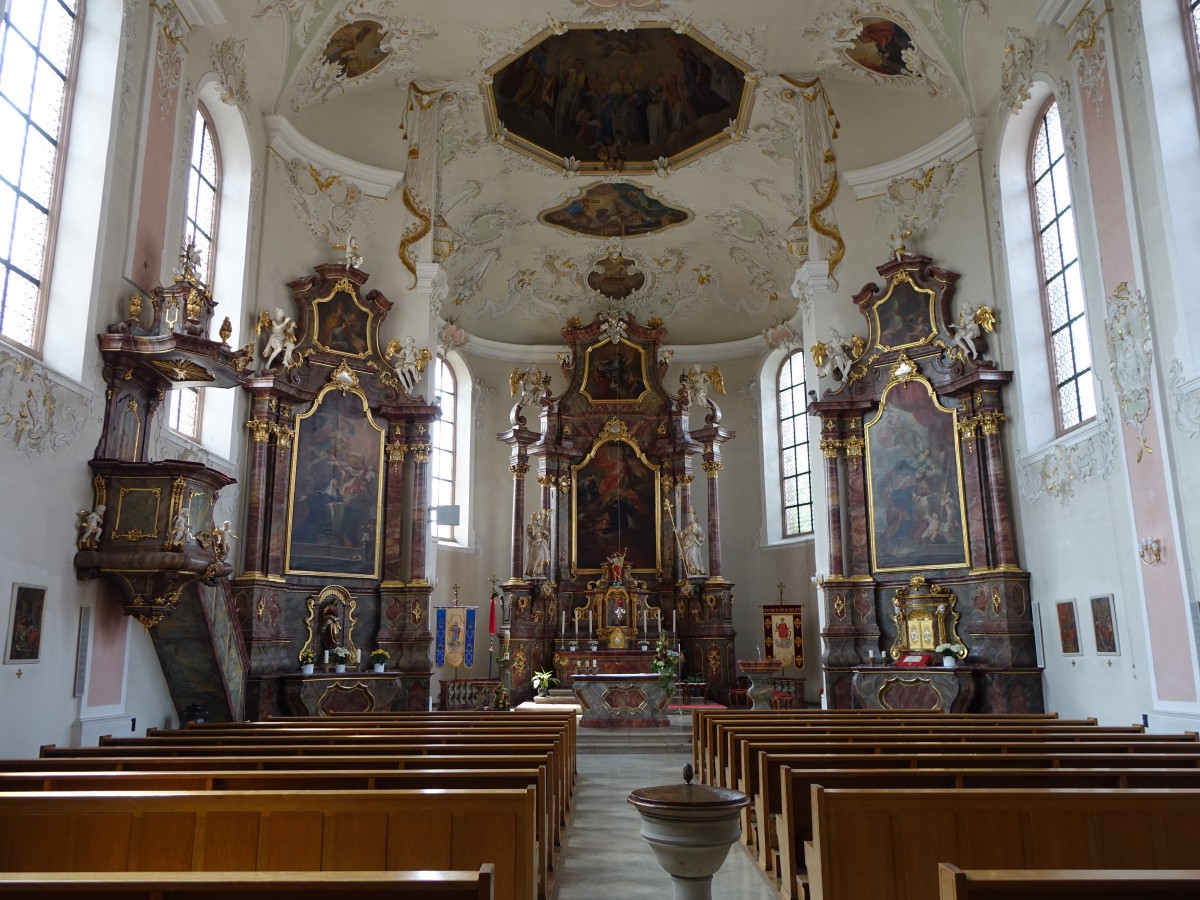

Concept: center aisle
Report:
left=551, top=751, right=780, bottom=899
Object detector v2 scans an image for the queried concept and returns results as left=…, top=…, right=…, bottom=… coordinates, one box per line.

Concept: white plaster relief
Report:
left=270, top=154, right=377, bottom=243
left=1017, top=417, right=1116, bottom=507
left=563, top=0, right=672, bottom=32
left=253, top=0, right=331, bottom=45
left=1104, top=281, right=1155, bottom=461
left=119, top=0, right=143, bottom=122
left=986, top=163, right=1003, bottom=248
left=472, top=376, right=493, bottom=433
left=706, top=206, right=787, bottom=256
left=0, top=346, right=94, bottom=456
left=1123, top=7, right=1144, bottom=102
left=738, top=375, right=760, bottom=436
left=1167, top=360, right=1200, bottom=439
left=751, top=77, right=803, bottom=164
left=727, top=246, right=785, bottom=314
left=155, top=29, right=184, bottom=122
left=998, top=27, right=1045, bottom=116
left=694, top=20, right=766, bottom=75
left=1055, top=76, right=1080, bottom=169
left=1066, top=2, right=1108, bottom=115
left=803, top=5, right=951, bottom=98
left=875, top=155, right=966, bottom=241
left=211, top=38, right=249, bottom=108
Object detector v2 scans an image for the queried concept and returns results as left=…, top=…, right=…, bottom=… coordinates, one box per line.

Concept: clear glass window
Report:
left=0, top=0, right=79, bottom=349
left=777, top=350, right=813, bottom=536
left=431, top=355, right=457, bottom=542
left=183, top=104, right=219, bottom=287
left=165, top=387, right=201, bottom=439
left=1031, top=99, right=1096, bottom=432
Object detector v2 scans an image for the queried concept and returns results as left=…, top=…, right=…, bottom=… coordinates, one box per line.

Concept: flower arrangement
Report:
left=330, top=646, right=352, bottom=664
left=532, top=669, right=558, bottom=693
left=934, top=642, right=964, bottom=656
left=650, top=634, right=681, bottom=684
left=369, top=648, right=390, bottom=664
left=298, top=649, right=315, bottom=665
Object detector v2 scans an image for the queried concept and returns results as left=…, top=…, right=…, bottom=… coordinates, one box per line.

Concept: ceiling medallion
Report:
left=587, top=251, right=646, bottom=299
left=538, top=181, right=691, bottom=238
left=485, top=23, right=753, bottom=174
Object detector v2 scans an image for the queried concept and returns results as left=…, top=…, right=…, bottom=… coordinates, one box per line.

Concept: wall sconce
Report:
left=1138, top=537, right=1162, bottom=566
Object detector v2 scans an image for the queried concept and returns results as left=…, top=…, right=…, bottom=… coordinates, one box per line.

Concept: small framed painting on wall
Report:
left=5, top=583, right=46, bottom=664
left=1090, top=593, right=1120, bottom=656
left=1055, top=599, right=1082, bottom=656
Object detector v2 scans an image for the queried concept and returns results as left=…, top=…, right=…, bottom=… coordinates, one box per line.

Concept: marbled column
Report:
left=955, top=396, right=991, bottom=570
left=240, top=401, right=275, bottom=577
left=842, top=418, right=870, bottom=578
left=409, top=432, right=431, bottom=584
left=509, top=457, right=530, bottom=581
left=382, top=428, right=408, bottom=583
left=819, top=417, right=844, bottom=577
left=265, top=408, right=292, bottom=575
left=702, top=456, right=723, bottom=579
left=979, top=406, right=1018, bottom=569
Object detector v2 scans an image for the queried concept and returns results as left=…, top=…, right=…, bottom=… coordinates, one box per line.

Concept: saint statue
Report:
left=524, top=508, right=551, bottom=579
left=678, top=507, right=706, bottom=577
left=322, top=603, right=342, bottom=649
left=262, top=308, right=297, bottom=369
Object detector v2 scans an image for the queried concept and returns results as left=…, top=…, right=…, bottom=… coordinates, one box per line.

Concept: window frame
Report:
left=182, top=100, right=221, bottom=289
left=1027, top=94, right=1096, bottom=437
left=776, top=349, right=814, bottom=538
left=430, top=353, right=457, bottom=544
left=1184, top=0, right=1200, bottom=114
left=0, top=0, right=85, bottom=356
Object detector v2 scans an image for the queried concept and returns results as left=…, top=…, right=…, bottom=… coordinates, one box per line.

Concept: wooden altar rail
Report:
left=805, top=788, right=1200, bottom=900
left=0, top=790, right=536, bottom=900
left=0, top=868, right=496, bottom=899
left=780, top=768, right=1200, bottom=900
left=754, top=751, right=1200, bottom=876
left=937, top=865, right=1200, bottom=899
left=0, top=768, right=551, bottom=900
left=690, top=711, right=1064, bottom=784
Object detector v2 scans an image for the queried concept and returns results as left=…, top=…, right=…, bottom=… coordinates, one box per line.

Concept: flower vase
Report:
left=335, top=664, right=346, bottom=673
left=943, top=655, right=956, bottom=668
left=301, top=663, right=314, bottom=676
left=640, top=642, right=650, bottom=651
left=373, top=663, right=385, bottom=673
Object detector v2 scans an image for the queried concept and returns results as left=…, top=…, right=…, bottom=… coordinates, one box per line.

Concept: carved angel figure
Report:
left=169, top=509, right=192, bottom=547
left=212, top=520, right=236, bottom=559
left=386, top=337, right=432, bottom=394
left=950, top=311, right=982, bottom=359
left=261, top=307, right=297, bottom=369
left=78, top=505, right=105, bottom=548
left=524, top=508, right=551, bottom=579
left=816, top=329, right=853, bottom=384
left=510, top=365, right=547, bottom=409
left=682, top=363, right=724, bottom=409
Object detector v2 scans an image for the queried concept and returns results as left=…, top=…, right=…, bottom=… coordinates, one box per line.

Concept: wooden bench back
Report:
left=936, top=864, right=1200, bottom=899
left=0, top=789, right=535, bottom=900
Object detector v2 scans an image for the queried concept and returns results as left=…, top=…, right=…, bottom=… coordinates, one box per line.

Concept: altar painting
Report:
left=286, top=386, right=384, bottom=577
left=871, top=274, right=938, bottom=351
left=866, top=378, right=969, bottom=572
left=313, top=281, right=371, bottom=357
left=573, top=437, right=660, bottom=573
left=580, top=338, right=650, bottom=403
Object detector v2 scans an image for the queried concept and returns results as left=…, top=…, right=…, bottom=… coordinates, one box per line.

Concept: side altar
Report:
left=497, top=314, right=737, bottom=704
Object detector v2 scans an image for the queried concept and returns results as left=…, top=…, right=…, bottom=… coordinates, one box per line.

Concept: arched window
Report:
left=431, top=354, right=457, bottom=542
left=0, top=0, right=81, bottom=350
left=165, top=105, right=220, bottom=439
left=1188, top=1, right=1200, bottom=58
left=1030, top=98, right=1096, bottom=433
left=777, top=350, right=813, bottom=537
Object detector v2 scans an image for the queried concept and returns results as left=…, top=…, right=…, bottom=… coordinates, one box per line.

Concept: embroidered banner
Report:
left=435, top=606, right=476, bottom=668
left=762, top=604, right=804, bottom=671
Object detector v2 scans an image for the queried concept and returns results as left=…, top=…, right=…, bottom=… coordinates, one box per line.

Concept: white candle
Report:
left=323, top=651, right=329, bottom=664
left=672, top=611, right=676, bottom=633
left=574, top=615, right=578, bottom=638
left=643, top=609, right=648, bottom=636
left=561, top=611, right=566, bottom=634
left=588, top=610, right=593, bottom=632
left=355, top=648, right=360, bottom=663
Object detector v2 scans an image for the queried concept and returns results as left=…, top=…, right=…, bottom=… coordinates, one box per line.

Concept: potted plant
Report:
left=298, top=648, right=315, bottom=676
left=532, top=669, right=558, bottom=697
left=934, top=642, right=964, bottom=667
left=330, top=646, right=352, bottom=673
left=370, top=648, right=389, bottom=673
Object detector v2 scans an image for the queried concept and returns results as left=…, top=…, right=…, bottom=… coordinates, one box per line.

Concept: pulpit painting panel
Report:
left=286, top=386, right=384, bottom=577
left=573, top=438, right=660, bottom=573
left=580, top=338, right=650, bottom=404
left=865, top=378, right=969, bottom=572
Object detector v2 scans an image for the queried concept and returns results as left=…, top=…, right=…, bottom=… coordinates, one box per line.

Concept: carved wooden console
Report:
left=809, top=255, right=1042, bottom=713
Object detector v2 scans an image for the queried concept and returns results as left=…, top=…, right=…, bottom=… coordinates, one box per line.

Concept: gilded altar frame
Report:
left=300, top=584, right=358, bottom=661
left=579, top=337, right=652, bottom=406
left=887, top=575, right=966, bottom=660
left=310, top=277, right=377, bottom=360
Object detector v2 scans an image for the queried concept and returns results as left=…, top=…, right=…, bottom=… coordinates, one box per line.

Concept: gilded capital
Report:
left=819, top=437, right=842, bottom=459
left=510, top=461, right=531, bottom=478
left=677, top=473, right=695, bottom=485
left=387, top=440, right=409, bottom=464
left=701, top=460, right=723, bottom=478
left=957, top=417, right=979, bottom=442
left=245, top=419, right=272, bottom=442
left=410, top=442, right=431, bottom=463
left=842, top=436, right=864, bottom=458
left=537, top=474, right=555, bottom=488
left=978, top=410, right=1007, bottom=435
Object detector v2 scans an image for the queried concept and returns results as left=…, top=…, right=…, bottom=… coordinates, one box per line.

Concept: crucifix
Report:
left=778, top=582, right=785, bottom=604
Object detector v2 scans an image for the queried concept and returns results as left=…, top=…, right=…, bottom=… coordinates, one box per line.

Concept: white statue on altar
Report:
left=524, top=508, right=551, bottom=579
left=679, top=508, right=706, bottom=577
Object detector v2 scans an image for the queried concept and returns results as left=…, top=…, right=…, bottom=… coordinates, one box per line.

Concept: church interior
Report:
left=2, top=0, right=1200, bottom=874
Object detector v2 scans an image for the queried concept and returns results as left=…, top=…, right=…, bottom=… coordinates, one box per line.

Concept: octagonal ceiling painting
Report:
left=487, top=25, right=752, bottom=173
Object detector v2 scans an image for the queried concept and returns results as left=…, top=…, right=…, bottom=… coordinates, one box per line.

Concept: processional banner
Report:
left=435, top=606, right=476, bottom=668
left=762, top=605, right=804, bottom=671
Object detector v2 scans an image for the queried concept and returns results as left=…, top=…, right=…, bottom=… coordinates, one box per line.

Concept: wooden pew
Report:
left=0, top=868, right=496, bottom=899
left=0, top=768, right=552, bottom=899
left=804, top=787, right=1200, bottom=900
left=0, top=789, right=535, bottom=900
left=777, top=768, right=1200, bottom=899
left=753, top=750, right=1200, bottom=873
left=936, top=864, right=1200, bottom=899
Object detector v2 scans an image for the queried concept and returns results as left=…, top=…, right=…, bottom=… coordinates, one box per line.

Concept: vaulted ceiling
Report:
left=211, top=0, right=1046, bottom=346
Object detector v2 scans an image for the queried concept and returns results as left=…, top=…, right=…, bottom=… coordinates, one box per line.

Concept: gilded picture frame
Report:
left=865, top=372, right=970, bottom=573
left=311, top=277, right=374, bottom=359
left=571, top=420, right=661, bottom=574
left=579, top=337, right=651, bottom=405
left=5, top=583, right=46, bottom=664
left=285, top=382, right=385, bottom=579
left=869, top=270, right=939, bottom=352
left=1089, top=593, right=1120, bottom=656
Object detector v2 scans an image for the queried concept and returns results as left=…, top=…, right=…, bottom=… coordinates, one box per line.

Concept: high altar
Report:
left=809, top=253, right=1043, bottom=713
left=498, top=314, right=738, bottom=704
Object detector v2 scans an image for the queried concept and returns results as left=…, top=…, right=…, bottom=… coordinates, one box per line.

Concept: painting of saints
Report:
left=539, top=182, right=690, bottom=238
left=1056, top=600, right=1081, bottom=655
left=316, top=292, right=370, bottom=355
left=322, top=20, right=390, bottom=80
left=574, top=440, right=658, bottom=572
left=581, top=339, right=648, bottom=402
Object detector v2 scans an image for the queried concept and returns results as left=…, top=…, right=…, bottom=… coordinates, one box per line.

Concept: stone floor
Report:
left=551, top=719, right=779, bottom=899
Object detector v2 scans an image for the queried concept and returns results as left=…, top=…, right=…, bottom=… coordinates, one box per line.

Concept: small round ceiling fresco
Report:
left=843, top=17, right=916, bottom=77
left=488, top=25, right=751, bottom=173
left=322, top=20, right=391, bottom=80
left=538, top=181, right=691, bottom=238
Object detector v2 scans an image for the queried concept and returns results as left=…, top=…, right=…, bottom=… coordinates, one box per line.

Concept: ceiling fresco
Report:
left=219, top=0, right=1049, bottom=346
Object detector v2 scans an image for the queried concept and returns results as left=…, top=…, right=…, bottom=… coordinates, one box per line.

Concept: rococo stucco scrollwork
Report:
left=0, top=346, right=93, bottom=456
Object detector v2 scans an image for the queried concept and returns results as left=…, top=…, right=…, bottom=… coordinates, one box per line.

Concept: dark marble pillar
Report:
left=819, top=418, right=844, bottom=577
left=509, top=457, right=529, bottom=582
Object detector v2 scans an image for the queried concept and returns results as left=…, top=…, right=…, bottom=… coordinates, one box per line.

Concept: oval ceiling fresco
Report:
left=538, top=181, right=691, bottom=238
left=322, top=20, right=391, bottom=80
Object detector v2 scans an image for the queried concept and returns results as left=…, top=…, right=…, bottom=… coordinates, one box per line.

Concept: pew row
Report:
left=804, top=787, right=1200, bottom=900
left=0, top=868, right=495, bottom=899
left=0, top=789, right=535, bottom=900
left=936, top=864, right=1200, bottom=899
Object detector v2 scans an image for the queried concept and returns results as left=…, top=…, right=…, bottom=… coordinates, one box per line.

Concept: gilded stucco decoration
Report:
left=271, top=154, right=376, bottom=243
left=210, top=37, right=249, bottom=108
left=290, top=3, right=434, bottom=111
left=565, top=0, right=674, bottom=33
left=997, top=27, right=1044, bottom=116
left=785, top=75, right=844, bottom=282
left=876, top=156, right=965, bottom=242
left=152, top=1, right=187, bottom=121
left=1017, top=414, right=1116, bottom=507
left=803, top=5, right=950, bottom=98
left=1104, top=281, right=1154, bottom=462
left=0, top=346, right=93, bottom=456
left=1066, top=1, right=1109, bottom=115
left=1167, top=360, right=1200, bottom=440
